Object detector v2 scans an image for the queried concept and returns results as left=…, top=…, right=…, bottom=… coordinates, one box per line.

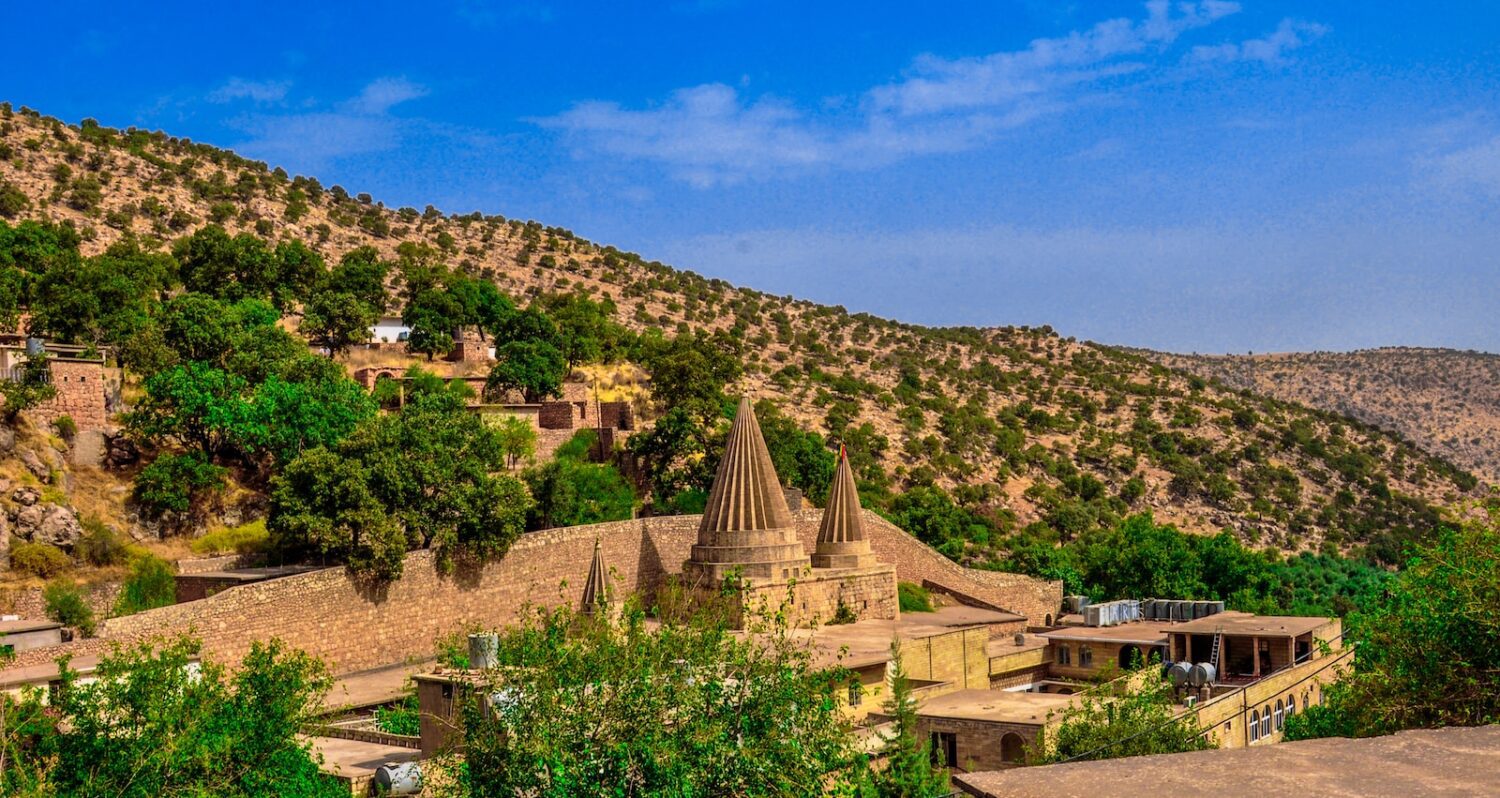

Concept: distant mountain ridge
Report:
left=1145, top=347, right=1500, bottom=486
left=0, top=103, right=1484, bottom=564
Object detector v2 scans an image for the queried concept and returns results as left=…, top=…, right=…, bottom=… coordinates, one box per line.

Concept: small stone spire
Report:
left=581, top=539, right=611, bottom=615
left=683, top=397, right=809, bottom=583
left=812, top=446, right=876, bottom=569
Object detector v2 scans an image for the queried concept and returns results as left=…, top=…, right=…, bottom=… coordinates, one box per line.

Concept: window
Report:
left=848, top=682, right=862, bottom=707
left=1261, top=706, right=1272, bottom=738
left=1286, top=694, right=1297, bottom=718
left=1079, top=645, right=1093, bottom=667
left=1044, top=614, right=1054, bottom=627
left=1057, top=645, right=1071, bottom=665
left=1000, top=732, right=1026, bottom=764
left=931, top=732, right=958, bottom=768
left=1274, top=699, right=1284, bottom=731
left=1249, top=710, right=1260, bottom=742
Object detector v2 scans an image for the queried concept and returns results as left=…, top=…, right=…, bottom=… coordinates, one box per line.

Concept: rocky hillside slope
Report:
left=1148, top=349, right=1500, bottom=487
left=0, top=105, right=1484, bottom=563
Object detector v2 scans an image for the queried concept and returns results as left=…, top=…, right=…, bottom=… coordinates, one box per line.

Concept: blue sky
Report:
left=7, top=1, right=1499, bottom=352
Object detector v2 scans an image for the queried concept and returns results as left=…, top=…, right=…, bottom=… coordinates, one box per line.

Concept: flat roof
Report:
left=986, top=633, right=1051, bottom=658
left=954, top=725, right=1500, bottom=798
left=1038, top=621, right=1176, bottom=646
left=0, top=619, right=63, bottom=635
left=308, top=735, right=419, bottom=782
left=915, top=689, right=1075, bottom=726
left=177, top=565, right=324, bottom=582
left=0, top=655, right=104, bottom=690
left=1170, top=612, right=1332, bottom=638
left=796, top=606, right=1025, bottom=669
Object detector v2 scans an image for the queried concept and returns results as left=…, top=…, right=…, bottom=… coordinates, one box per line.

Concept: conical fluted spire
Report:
left=581, top=539, right=611, bottom=615
left=683, top=398, right=808, bottom=583
left=812, top=446, right=875, bottom=569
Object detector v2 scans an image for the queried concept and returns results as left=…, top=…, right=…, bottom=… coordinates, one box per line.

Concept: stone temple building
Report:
left=680, top=398, right=899, bottom=626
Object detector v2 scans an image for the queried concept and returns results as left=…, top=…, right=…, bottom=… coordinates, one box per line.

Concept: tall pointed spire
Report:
left=683, top=398, right=809, bottom=583
left=581, top=539, right=612, bottom=615
left=812, top=446, right=876, bottom=569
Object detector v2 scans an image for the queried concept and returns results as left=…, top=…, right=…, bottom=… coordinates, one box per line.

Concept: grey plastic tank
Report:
left=1208, top=600, right=1226, bottom=615
left=1167, top=661, right=1192, bottom=686
left=469, top=633, right=499, bottom=669
left=373, top=762, right=422, bottom=795
left=1141, top=599, right=1156, bottom=620
left=1193, top=600, right=1210, bottom=619
left=1188, top=662, right=1217, bottom=687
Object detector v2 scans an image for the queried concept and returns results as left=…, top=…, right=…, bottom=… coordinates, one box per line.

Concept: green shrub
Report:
left=897, top=581, right=934, bottom=613
left=11, top=541, right=72, bottom=578
left=43, top=578, right=95, bottom=636
left=374, top=692, right=420, bottom=736
left=76, top=518, right=131, bottom=567
left=133, top=452, right=227, bottom=517
left=113, top=554, right=177, bottom=616
left=52, top=414, right=77, bottom=442
left=189, top=519, right=270, bottom=556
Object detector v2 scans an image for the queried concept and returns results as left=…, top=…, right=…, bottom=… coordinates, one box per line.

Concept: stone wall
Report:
left=27, top=360, right=108, bottom=432
left=598, top=401, right=632, bottom=431
left=8, top=509, right=1056, bottom=675
left=537, top=401, right=576, bottom=430
left=738, top=565, right=898, bottom=627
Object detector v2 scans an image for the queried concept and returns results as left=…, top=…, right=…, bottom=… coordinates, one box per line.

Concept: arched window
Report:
left=1044, top=614, right=1054, bottom=627
left=1261, top=706, right=1272, bottom=738
left=1000, top=732, right=1026, bottom=764
left=1286, top=694, right=1297, bottom=717
left=1274, top=699, right=1284, bottom=731
left=1057, top=645, right=1071, bottom=665
left=1079, top=645, right=1093, bottom=667
left=1249, top=710, right=1260, bottom=742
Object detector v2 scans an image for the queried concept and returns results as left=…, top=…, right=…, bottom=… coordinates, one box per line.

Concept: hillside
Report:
left=0, top=104, right=1484, bottom=566
left=1148, top=349, right=1500, bottom=487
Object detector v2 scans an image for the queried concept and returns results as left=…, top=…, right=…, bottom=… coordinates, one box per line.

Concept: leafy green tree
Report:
left=244, top=373, right=377, bottom=466
left=494, top=413, right=538, bottom=469
left=269, top=447, right=409, bottom=580
left=29, top=238, right=173, bottom=349
left=487, top=339, right=567, bottom=402
left=1030, top=670, right=1215, bottom=764
left=132, top=452, right=227, bottom=518
left=173, top=225, right=279, bottom=302
left=128, top=362, right=250, bottom=456
left=865, top=643, right=950, bottom=797
left=113, top=554, right=178, bottom=616
left=42, top=636, right=346, bottom=797
left=43, top=579, right=96, bottom=637
left=271, top=239, right=325, bottom=310
left=301, top=289, right=375, bottom=357
left=522, top=432, right=635, bottom=530
left=532, top=291, right=621, bottom=368
left=430, top=599, right=865, bottom=797
left=0, top=179, right=28, bottom=219
left=1286, top=500, right=1500, bottom=740
left=450, top=276, right=515, bottom=340
left=161, top=292, right=232, bottom=364
left=327, top=246, right=390, bottom=312
left=403, top=288, right=463, bottom=360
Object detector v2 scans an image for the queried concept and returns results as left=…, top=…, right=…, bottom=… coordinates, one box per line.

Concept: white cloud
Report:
left=1189, top=18, right=1328, bottom=65
left=539, top=2, right=1278, bottom=186
left=1423, top=131, right=1500, bottom=197
left=207, top=77, right=291, bottom=104
left=228, top=77, right=427, bottom=169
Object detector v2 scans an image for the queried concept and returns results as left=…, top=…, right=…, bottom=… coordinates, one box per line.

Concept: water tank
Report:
left=1167, top=661, right=1192, bottom=686
left=373, top=762, right=422, bottom=795
left=1188, top=662, right=1218, bottom=688
left=1084, top=604, right=1103, bottom=627
left=468, top=633, right=498, bottom=669
left=1141, top=599, right=1156, bottom=620
left=1176, top=600, right=1193, bottom=621
left=24, top=337, right=43, bottom=356
left=1207, top=600, right=1225, bottom=616
left=1124, top=599, right=1141, bottom=623
left=1193, top=600, right=1211, bottom=619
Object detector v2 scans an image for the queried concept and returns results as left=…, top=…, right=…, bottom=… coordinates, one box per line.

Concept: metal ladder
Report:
left=1208, top=627, right=1223, bottom=673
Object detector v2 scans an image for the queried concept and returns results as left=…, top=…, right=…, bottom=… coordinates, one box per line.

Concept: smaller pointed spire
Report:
left=812, top=447, right=876, bottom=569
left=581, top=539, right=611, bottom=615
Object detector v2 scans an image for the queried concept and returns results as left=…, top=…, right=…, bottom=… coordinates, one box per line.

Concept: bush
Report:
left=76, top=518, right=132, bottom=567
left=113, top=554, right=178, bottom=616
left=43, top=578, right=95, bottom=636
left=898, top=581, right=934, bottom=613
left=190, top=519, right=270, bottom=556
left=374, top=692, right=420, bottom=736
left=133, top=452, right=227, bottom=517
left=52, top=414, right=77, bottom=442
left=11, top=540, right=72, bottom=578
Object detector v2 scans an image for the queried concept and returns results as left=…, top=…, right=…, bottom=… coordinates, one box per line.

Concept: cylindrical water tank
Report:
left=1177, top=600, right=1193, bottom=621
left=373, top=762, right=422, bottom=795
left=24, top=337, right=43, bottom=356
left=468, top=633, right=498, bottom=669
left=1014, top=632, right=1027, bottom=646
left=1141, top=599, right=1156, bottom=620
left=1208, top=600, right=1225, bottom=615
left=1167, top=661, right=1192, bottom=686
left=1193, top=600, right=1210, bottom=619
left=1188, top=662, right=1218, bottom=688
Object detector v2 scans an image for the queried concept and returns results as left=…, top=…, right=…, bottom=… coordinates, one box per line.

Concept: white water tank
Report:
left=373, top=762, right=422, bottom=795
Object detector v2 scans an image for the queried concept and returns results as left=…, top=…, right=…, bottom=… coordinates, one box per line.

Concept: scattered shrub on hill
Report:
left=52, top=414, right=77, bottom=442
left=11, top=541, right=71, bottom=578
left=43, top=578, right=95, bottom=636
left=75, top=517, right=133, bottom=567
left=897, top=581, right=934, bottom=613
left=113, top=554, right=178, bottom=616
left=0, top=178, right=28, bottom=218
left=190, top=519, right=270, bottom=556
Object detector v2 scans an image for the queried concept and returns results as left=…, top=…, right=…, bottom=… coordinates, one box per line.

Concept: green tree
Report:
left=271, top=239, right=325, bottom=310
left=301, top=289, right=376, bottom=357
left=327, top=246, right=390, bottom=313
left=173, top=225, right=279, bottom=302
left=533, top=291, right=621, bottom=368
left=487, top=339, right=567, bottom=402
left=128, top=362, right=250, bottom=456
left=403, top=288, right=463, bottom=360
left=43, top=579, right=95, bottom=637
left=132, top=452, right=227, bottom=518
left=430, top=599, right=865, bottom=797
left=1030, top=671, right=1215, bottom=764
left=865, top=643, right=950, bottom=797
left=1286, top=500, right=1500, bottom=740
left=522, top=432, right=635, bottom=530
left=113, top=554, right=178, bottom=616
left=268, top=447, right=409, bottom=580
left=494, top=413, right=538, bottom=469
left=42, top=636, right=346, bottom=797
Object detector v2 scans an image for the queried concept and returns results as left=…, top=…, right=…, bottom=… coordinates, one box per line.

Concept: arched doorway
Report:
left=1118, top=645, right=1143, bottom=669
left=1000, top=732, right=1026, bottom=764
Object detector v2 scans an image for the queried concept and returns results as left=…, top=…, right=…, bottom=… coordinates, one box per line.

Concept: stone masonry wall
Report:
left=8, top=509, right=1057, bottom=675
left=27, top=360, right=108, bottom=432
